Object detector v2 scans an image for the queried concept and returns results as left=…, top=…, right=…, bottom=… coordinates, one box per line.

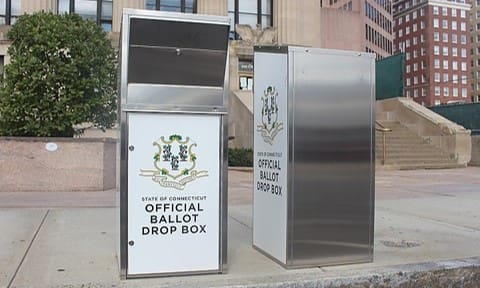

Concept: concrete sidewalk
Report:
left=1, top=168, right=480, bottom=288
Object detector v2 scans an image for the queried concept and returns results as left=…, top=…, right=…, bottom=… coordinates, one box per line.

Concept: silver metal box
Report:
left=253, top=46, right=375, bottom=268
left=118, top=9, right=229, bottom=278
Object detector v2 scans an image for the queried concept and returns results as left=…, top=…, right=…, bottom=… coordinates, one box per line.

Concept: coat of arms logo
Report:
left=257, top=86, right=284, bottom=145
left=140, top=135, right=208, bottom=190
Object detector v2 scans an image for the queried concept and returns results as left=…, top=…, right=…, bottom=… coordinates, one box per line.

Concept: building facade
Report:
left=470, top=0, right=480, bottom=102
left=0, top=0, right=372, bottom=84
left=393, top=0, right=472, bottom=106
left=322, top=0, right=394, bottom=59
left=0, top=0, right=376, bottom=147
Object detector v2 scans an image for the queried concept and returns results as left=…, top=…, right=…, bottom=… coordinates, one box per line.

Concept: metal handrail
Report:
left=375, top=121, right=392, bottom=165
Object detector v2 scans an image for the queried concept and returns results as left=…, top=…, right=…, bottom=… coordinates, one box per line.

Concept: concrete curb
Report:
left=33, top=257, right=480, bottom=288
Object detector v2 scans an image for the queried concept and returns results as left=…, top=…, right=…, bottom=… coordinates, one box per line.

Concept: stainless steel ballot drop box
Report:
left=253, top=46, right=375, bottom=268
left=118, top=10, right=229, bottom=278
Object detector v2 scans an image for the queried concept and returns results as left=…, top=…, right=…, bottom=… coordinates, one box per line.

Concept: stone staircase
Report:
left=375, top=120, right=463, bottom=169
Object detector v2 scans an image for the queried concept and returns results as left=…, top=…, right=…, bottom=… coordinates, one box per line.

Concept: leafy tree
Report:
left=0, top=12, right=117, bottom=137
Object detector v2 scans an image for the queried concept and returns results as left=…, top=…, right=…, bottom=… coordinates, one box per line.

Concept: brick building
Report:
left=470, top=0, right=480, bottom=102
left=393, top=0, right=472, bottom=106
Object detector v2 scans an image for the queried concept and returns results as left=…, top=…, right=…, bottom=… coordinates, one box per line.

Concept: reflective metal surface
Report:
left=253, top=46, right=375, bottom=268
left=128, top=46, right=227, bottom=86
left=127, top=84, right=224, bottom=107
left=289, top=48, right=375, bottom=267
left=129, top=18, right=229, bottom=51
left=118, top=9, right=229, bottom=278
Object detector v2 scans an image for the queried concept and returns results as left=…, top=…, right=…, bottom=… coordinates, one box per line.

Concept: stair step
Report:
left=377, top=163, right=465, bottom=170
left=374, top=120, right=460, bottom=170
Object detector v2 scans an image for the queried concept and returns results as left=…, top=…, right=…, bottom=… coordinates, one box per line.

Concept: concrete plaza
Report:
left=1, top=167, right=479, bottom=287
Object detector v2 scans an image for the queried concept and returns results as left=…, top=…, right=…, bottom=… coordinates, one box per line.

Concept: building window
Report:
left=434, top=72, right=440, bottom=82
left=443, top=33, right=448, bottom=42
left=434, top=59, right=440, bottom=69
left=460, top=9, right=466, bottom=18
left=434, top=18, right=439, bottom=28
left=460, top=22, right=466, bottom=31
left=453, top=74, right=458, bottom=83
left=442, top=7, right=447, bottom=16
left=435, top=86, right=440, bottom=96
left=239, top=75, right=253, bottom=90
left=0, top=55, right=4, bottom=76
left=434, top=32, right=439, bottom=41
left=461, top=48, right=467, bottom=58
left=443, top=46, right=448, bottom=56
left=0, top=0, right=21, bottom=25
left=433, top=6, right=439, bottom=15
left=434, top=45, right=440, bottom=55
left=453, top=61, right=458, bottom=70
left=146, top=0, right=196, bottom=13
left=443, top=60, right=448, bottom=69
left=228, top=0, right=273, bottom=39
left=462, top=88, right=467, bottom=97
left=453, top=88, right=458, bottom=97
left=452, top=47, right=458, bottom=56
left=442, top=19, right=448, bottom=29
left=443, top=73, right=448, bottom=82
left=452, top=8, right=457, bottom=17
left=58, top=0, right=113, bottom=31
left=444, top=87, right=449, bottom=97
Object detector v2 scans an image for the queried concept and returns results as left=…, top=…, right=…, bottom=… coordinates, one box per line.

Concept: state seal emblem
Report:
left=257, top=86, right=284, bottom=145
left=140, top=134, right=208, bottom=190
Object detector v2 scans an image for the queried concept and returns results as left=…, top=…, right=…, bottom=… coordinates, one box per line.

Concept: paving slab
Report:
left=0, top=209, right=47, bottom=288
left=0, top=191, right=115, bottom=208
left=378, top=196, right=480, bottom=231
left=2, top=167, right=480, bottom=287
left=10, top=209, right=118, bottom=288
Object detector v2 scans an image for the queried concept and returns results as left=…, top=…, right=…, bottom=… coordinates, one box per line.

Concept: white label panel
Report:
left=127, top=113, right=220, bottom=275
left=253, top=52, right=288, bottom=263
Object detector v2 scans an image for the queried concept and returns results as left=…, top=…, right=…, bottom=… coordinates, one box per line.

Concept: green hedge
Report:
left=228, top=148, right=253, bottom=167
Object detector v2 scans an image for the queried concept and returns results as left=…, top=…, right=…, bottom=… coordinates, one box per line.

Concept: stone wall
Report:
left=471, top=135, right=480, bottom=166
left=229, top=91, right=254, bottom=148
left=0, top=137, right=116, bottom=192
